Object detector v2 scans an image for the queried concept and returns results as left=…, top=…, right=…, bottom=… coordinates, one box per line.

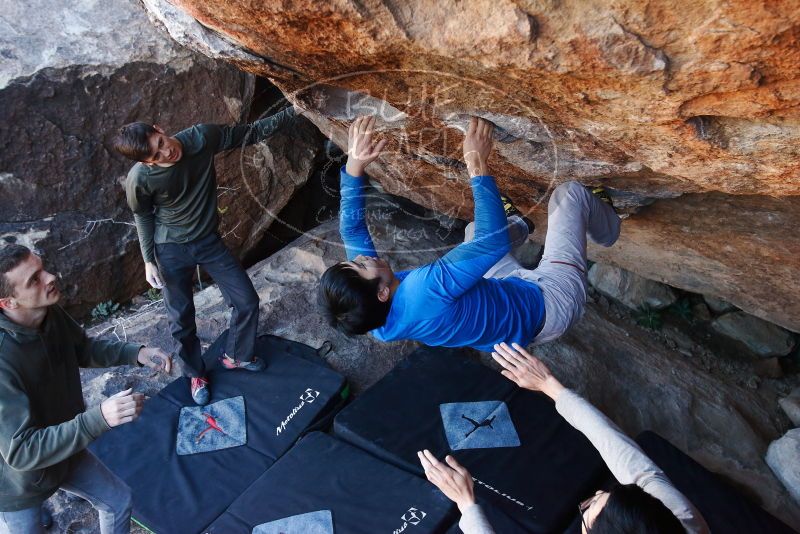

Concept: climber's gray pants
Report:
left=465, top=181, right=621, bottom=345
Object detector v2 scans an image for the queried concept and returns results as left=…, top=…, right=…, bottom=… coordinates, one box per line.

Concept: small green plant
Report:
left=635, top=305, right=663, bottom=330
left=670, top=298, right=693, bottom=323
left=91, top=300, right=120, bottom=320
left=146, top=287, right=162, bottom=301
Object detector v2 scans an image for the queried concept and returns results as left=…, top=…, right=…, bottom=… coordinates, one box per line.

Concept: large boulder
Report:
left=712, top=311, right=797, bottom=358
left=704, top=295, right=738, bottom=314
left=587, top=262, right=677, bottom=311
left=0, top=0, right=327, bottom=317
left=767, top=429, right=800, bottom=506
left=778, top=389, right=800, bottom=427
left=142, top=0, right=800, bottom=333
left=75, top=191, right=800, bottom=527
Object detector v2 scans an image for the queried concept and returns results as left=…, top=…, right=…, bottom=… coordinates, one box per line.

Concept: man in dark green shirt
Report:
left=112, top=107, right=296, bottom=405
left=0, top=245, right=172, bottom=533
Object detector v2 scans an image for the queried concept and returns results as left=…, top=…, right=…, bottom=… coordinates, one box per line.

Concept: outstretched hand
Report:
left=417, top=450, right=476, bottom=512
left=100, top=388, right=144, bottom=428
left=491, top=342, right=565, bottom=400
left=345, top=115, right=387, bottom=177
left=463, top=117, right=494, bottom=178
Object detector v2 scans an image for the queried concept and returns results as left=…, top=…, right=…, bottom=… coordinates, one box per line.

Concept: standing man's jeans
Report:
left=465, top=181, right=621, bottom=345
left=155, top=232, right=260, bottom=377
left=0, top=451, right=132, bottom=534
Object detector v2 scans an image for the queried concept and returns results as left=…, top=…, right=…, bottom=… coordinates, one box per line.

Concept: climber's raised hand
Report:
left=345, top=115, right=387, bottom=177
left=463, top=116, right=494, bottom=178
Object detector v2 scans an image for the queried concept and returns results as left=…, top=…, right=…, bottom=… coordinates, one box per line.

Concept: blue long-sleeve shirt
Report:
left=338, top=167, right=545, bottom=352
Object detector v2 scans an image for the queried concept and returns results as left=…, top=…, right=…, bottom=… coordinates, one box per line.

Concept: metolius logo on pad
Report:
left=473, top=476, right=534, bottom=512
left=300, top=388, right=320, bottom=404
left=393, top=507, right=426, bottom=532
left=275, top=388, right=321, bottom=436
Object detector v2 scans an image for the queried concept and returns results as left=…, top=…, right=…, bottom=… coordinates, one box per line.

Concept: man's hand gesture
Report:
left=137, top=346, right=172, bottom=374
left=492, top=342, right=565, bottom=400
left=463, top=117, right=494, bottom=178
left=144, top=262, right=164, bottom=289
left=417, top=450, right=476, bottom=512
left=100, top=388, right=144, bottom=428
left=345, top=115, right=387, bottom=177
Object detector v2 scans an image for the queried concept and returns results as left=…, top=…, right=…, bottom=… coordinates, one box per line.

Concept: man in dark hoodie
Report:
left=0, top=245, right=172, bottom=534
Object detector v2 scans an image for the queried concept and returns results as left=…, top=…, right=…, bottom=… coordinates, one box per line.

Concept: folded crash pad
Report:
left=333, top=347, right=608, bottom=533
left=204, top=432, right=456, bottom=534
left=91, top=332, right=347, bottom=534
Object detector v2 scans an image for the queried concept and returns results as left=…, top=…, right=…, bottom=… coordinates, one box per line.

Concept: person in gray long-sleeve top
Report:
left=112, top=106, right=297, bottom=405
left=418, top=343, right=710, bottom=534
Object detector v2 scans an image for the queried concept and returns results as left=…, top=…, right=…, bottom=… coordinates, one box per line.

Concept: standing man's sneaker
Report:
left=500, top=194, right=536, bottom=235
left=220, top=354, right=266, bottom=372
left=190, top=377, right=211, bottom=405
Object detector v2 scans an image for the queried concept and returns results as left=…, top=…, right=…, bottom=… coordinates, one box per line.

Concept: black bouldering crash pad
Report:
left=333, top=347, right=608, bottom=533
left=90, top=333, right=347, bottom=533
left=204, top=432, right=455, bottom=534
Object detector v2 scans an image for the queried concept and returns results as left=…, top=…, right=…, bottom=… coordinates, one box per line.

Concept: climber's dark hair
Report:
left=318, top=262, right=391, bottom=336
left=112, top=122, right=156, bottom=162
left=590, top=484, right=684, bottom=534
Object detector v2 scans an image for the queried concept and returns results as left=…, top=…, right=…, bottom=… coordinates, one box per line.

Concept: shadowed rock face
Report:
left=148, top=0, right=800, bottom=331
left=0, top=0, right=327, bottom=317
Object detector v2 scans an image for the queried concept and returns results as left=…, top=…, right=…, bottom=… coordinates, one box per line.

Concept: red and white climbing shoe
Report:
left=220, top=354, right=266, bottom=372
left=190, top=376, right=211, bottom=406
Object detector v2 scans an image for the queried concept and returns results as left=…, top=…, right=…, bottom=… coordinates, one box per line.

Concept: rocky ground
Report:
left=45, top=188, right=800, bottom=531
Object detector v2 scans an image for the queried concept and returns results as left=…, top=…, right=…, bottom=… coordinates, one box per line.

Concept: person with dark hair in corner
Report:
left=112, top=105, right=296, bottom=405
left=318, top=114, right=620, bottom=352
left=417, top=343, right=710, bottom=534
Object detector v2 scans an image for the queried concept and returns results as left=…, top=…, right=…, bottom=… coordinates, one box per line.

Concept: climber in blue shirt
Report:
left=318, top=115, right=621, bottom=351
